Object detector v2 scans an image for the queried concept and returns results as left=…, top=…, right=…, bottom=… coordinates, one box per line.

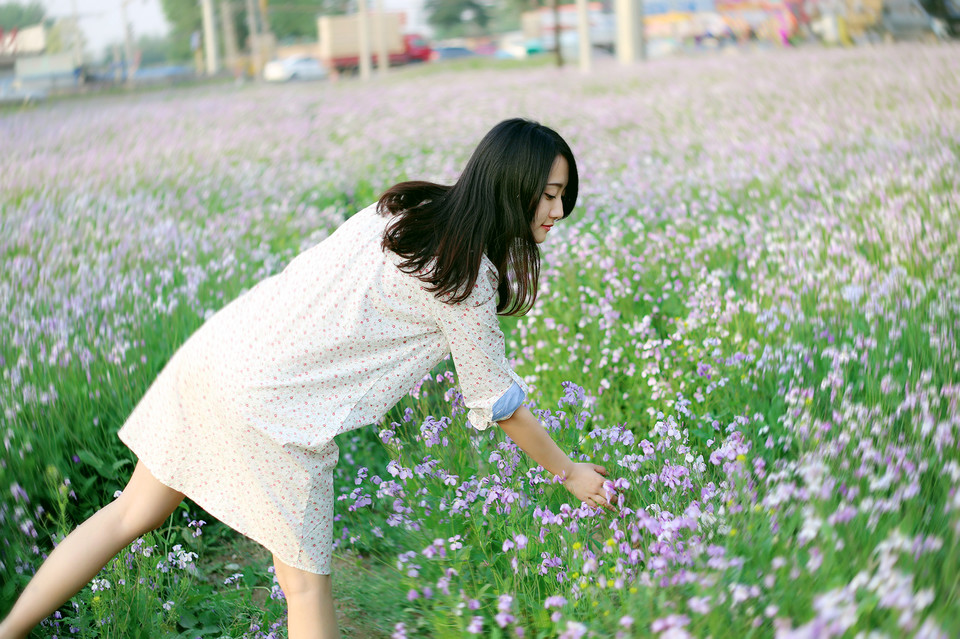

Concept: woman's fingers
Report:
left=570, top=464, right=620, bottom=511
left=584, top=492, right=617, bottom=512
left=603, top=482, right=621, bottom=505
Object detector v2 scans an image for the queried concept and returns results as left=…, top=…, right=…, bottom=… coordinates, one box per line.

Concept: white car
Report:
left=263, top=57, right=329, bottom=82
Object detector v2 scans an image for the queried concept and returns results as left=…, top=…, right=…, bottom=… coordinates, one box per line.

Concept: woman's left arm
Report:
left=498, top=406, right=616, bottom=510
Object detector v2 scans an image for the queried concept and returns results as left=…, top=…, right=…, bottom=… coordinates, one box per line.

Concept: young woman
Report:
left=0, top=118, right=615, bottom=639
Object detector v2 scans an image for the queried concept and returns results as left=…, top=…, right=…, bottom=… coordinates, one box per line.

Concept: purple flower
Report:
left=558, top=382, right=586, bottom=409
left=466, top=616, right=483, bottom=634
left=652, top=614, right=691, bottom=633
left=558, top=621, right=588, bottom=639
left=688, top=596, right=711, bottom=614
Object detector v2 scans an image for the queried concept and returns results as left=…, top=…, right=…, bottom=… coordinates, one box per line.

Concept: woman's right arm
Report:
left=498, top=407, right=616, bottom=510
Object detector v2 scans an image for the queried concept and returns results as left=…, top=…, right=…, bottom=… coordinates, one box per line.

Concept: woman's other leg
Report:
left=272, top=555, right=340, bottom=639
left=0, top=461, right=184, bottom=639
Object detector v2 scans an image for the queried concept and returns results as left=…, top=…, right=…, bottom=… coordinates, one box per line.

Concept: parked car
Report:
left=497, top=32, right=545, bottom=59
left=430, top=46, right=477, bottom=62
left=879, top=0, right=947, bottom=39
left=263, top=57, right=329, bottom=82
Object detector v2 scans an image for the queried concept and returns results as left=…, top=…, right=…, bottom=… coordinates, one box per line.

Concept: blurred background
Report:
left=0, top=0, right=957, bottom=101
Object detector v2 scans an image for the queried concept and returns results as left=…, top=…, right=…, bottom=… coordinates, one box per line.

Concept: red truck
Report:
left=317, top=14, right=431, bottom=72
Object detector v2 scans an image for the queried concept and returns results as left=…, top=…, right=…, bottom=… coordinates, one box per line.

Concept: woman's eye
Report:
left=543, top=194, right=556, bottom=200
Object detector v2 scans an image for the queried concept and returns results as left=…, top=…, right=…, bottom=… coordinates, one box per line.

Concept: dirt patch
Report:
left=199, top=533, right=403, bottom=637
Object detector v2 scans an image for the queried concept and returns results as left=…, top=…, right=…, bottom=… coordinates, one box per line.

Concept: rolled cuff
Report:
left=465, top=369, right=528, bottom=431
left=491, top=382, right=526, bottom=421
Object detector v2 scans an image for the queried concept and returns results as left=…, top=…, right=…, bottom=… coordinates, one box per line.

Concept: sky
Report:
left=40, top=0, right=170, bottom=57
left=37, top=0, right=431, bottom=59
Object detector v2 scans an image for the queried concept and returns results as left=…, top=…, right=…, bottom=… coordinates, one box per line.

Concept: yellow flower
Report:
left=736, top=454, right=747, bottom=462
left=572, top=542, right=582, bottom=551
left=729, top=528, right=738, bottom=536
left=605, top=538, right=616, bottom=547
left=629, top=587, right=638, bottom=594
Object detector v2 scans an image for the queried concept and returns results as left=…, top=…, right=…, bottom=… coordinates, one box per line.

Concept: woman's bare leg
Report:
left=272, top=555, right=340, bottom=639
left=0, top=461, right=184, bottom=639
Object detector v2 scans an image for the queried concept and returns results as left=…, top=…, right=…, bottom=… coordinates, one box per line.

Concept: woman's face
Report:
left=530, top=155, right=569, bottom=244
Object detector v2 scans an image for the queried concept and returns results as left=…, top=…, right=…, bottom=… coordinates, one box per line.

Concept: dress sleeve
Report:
left=426, top=263, right=528, bottom=430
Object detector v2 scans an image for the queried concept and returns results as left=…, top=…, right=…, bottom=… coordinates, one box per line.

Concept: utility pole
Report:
left=200, top=0, right=219, bottom=74
left=221, top=0, right=239, bottom=77
left=576, top=0, right=591, bottom=73
left=69, top=0, right=82, bottom=67
left=259, top=0, right=271, bottom=33
left=615, top=0, right=645, bottom=64
left=357, top=0, right=372, bottom=80
left=119, top=0, right=135, bottom=84
left=374, top=0, right=388, bottom=74
left=245, top=0, right=261, bottom=78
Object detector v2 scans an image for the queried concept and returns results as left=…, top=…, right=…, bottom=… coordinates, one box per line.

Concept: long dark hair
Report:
left=378, top=118, right=578, bottom=315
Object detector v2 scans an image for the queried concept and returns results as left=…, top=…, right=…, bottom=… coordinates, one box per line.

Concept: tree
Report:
left=99, top=33, right=173, bottom=66
left=490, top=0, right=542, bottom=33
left=159, top=0, right=202, bottom=62
left=265, top=0, right=350, bottom=42
left=0, top=1, right=45, bottom=30
left=44, top=17, right=85, bottom=56
left=425, top=0, right=491, bottom=37
left=137, top=34, right=175, bottom=66
left=160, top=0, right=351, bottom=61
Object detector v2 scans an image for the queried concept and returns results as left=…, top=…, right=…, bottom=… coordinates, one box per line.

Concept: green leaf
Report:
left=177, top=609, right=198, bottom=628
left=76, top=449, right=106, bottom=471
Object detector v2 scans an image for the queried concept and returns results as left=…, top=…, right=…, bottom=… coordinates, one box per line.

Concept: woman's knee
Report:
left=114, top=462, right=184, bottom=537
left=114, top=498, right=174, bottom=537
left=273, top=556, right=332, bottom=598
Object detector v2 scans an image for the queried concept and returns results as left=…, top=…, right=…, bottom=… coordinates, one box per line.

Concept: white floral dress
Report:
left=118, top=203, right=525, bottom=574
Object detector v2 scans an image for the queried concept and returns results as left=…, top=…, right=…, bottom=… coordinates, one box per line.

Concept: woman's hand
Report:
left=563, top=463, right=617, bottom=511
left=496, top=408, right=619, bottom=511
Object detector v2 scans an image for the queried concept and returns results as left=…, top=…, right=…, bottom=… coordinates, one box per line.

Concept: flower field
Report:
left=2, top=44, right=959, bottom=638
